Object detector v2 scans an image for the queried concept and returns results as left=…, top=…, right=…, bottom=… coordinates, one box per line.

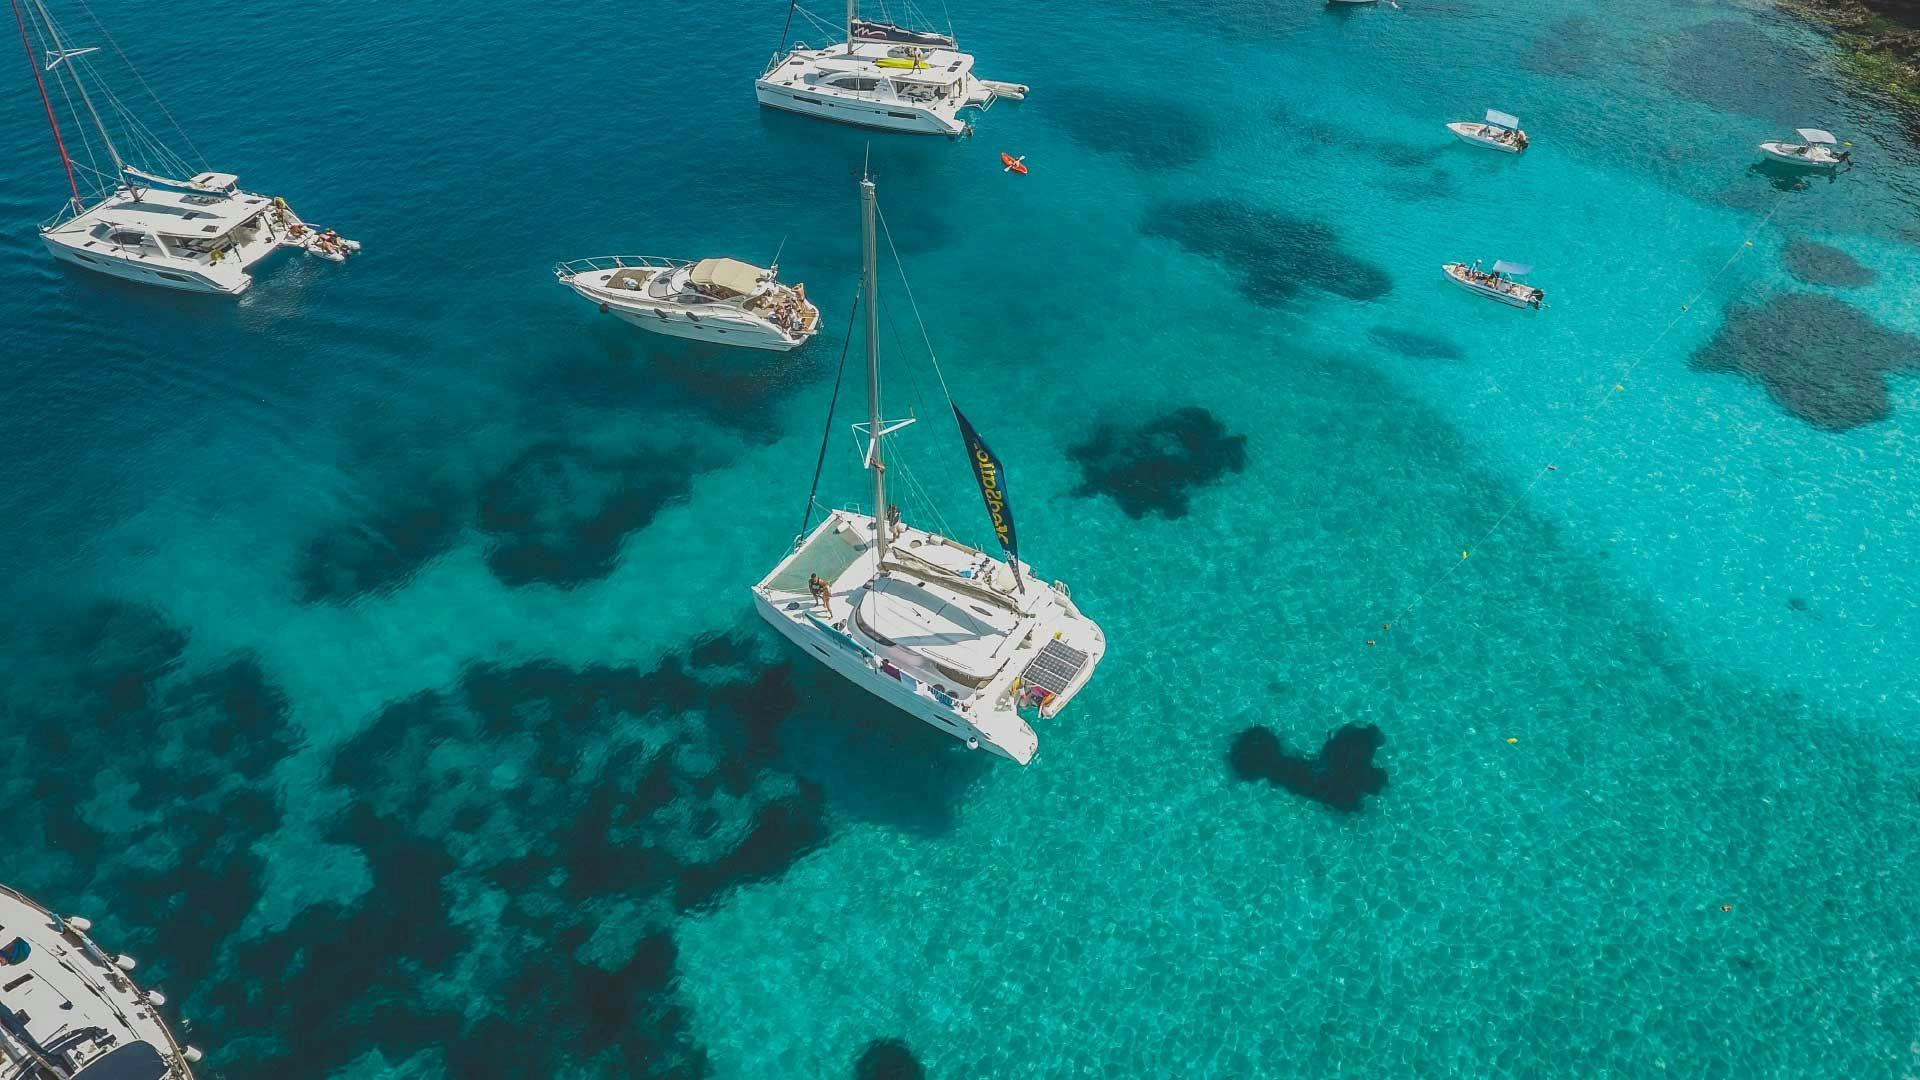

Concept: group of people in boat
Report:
left=767, top=282, right=810, bottom=333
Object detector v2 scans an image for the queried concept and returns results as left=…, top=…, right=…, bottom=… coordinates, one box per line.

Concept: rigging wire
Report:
left=798, top=287, right=863, bottom=541
left=773, top=0, right=797, bottom=55
left=72, top=0, right=206, bottom=170
left=1373, top=195, right=1791, bottom=643
left=876, top=204, right=966, bottom=448
left=10, top=0, right=81, bottom=207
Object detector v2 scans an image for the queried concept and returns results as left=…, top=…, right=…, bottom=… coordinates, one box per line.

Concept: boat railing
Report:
left=553, top=255, right=689, bottom=279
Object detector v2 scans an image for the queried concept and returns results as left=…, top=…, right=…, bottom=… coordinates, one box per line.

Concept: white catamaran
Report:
left=1, top=883, right=203, bottom=1078
left=756, top=0, right=1028, bottom=136
left=752, top=174, right=1104, bottom=764
left=10, top=0, right=357, bottom=295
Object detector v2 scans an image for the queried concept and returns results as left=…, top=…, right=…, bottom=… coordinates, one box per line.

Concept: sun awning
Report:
left=1491, top=259, right=1533, bottom=276
left=1796, top=128, right=1837, bottom=145
left=1485, top=109, right=1520, bottom=130
left=689, top=257, right=768, bottom=298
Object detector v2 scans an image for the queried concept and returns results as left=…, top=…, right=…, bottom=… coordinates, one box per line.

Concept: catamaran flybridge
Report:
left=11, top=0, right=357, bottom=295
left=554, top=256, right=821, bottom=351
left=757, top=1, right=1028, bottom=135
left=753, top=174, right=1104, bottom=764
left=1, top=882, right=204, bottom=1078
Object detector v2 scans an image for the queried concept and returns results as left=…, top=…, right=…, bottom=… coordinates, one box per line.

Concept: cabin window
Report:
left=829, top=76, right=881, bottom=92
left=888, top=111, right=917, bottom=119
left=156, top=272, right=190, bottom=281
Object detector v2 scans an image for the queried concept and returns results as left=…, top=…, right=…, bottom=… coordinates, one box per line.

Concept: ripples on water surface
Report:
left=1, top=0, right=1916, bottom=1075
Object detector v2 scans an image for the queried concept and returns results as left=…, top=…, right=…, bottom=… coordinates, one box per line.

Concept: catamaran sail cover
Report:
left=1485, top=109, right=1520, bottom=130
left=689, top=258, right=767, bottom=298
left=122, top=166, right=238, bottom=198
left=850, top=18, right=956, bottom=49
left=1796, top=128, right=1837, bottom=145
left=1491, top=260, right=1533, bottom=276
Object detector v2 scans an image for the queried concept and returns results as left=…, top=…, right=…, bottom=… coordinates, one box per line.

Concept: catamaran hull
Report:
left=41, top=233, right=250, bottom=294
left=753, top=590, right=1028, bottom=762
left=755, top=81, right=969, bottom=136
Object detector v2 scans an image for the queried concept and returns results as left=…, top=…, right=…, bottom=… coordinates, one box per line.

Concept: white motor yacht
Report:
left=1444, top=259, right=1543, bottom=308
left=1, top=883, right=203, bottom=1078
left=555, top=256, right=820, bottom=351
left=1758, top=128, right=1850, bottom=169
left=756, top=2, right=1027, bottom=136
left=752, top=174, right=1105, bottom=764
left=13, top=0, right=357, bottom=295
left=1447, top=109, right=1528, bottom=154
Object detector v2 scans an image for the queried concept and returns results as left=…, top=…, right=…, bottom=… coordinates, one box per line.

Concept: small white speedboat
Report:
left=1758, top=128, right=1849, bottom=169
left=1443, top=260, right=1542, bottom=308
left=554, top=256, right=820, bottom=351
left=1447, top=109, right=1527, bottom=154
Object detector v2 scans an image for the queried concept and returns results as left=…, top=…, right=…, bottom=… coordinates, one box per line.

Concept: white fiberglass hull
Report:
left=603, top=303, right=807, bottom=351
left=559, top=266, right=815, bottom=352
left=755, top=80, right=967, bottom=136
left=41, top=230, right=251, bottom=294
left=1443, top=264, right=1541, bottom=308
left=1758, top=142, right=1841, bottom=168
left=1447, top=122, right=1524, bottom=153
left=753, top=589, right=1027, bottom=761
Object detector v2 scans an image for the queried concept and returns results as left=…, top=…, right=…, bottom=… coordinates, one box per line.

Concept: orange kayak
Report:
left=1000, top=152, right=1028, bottom=175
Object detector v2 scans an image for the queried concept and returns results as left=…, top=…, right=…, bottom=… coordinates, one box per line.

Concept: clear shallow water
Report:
left=2, top=0, right=1918, bottom=1076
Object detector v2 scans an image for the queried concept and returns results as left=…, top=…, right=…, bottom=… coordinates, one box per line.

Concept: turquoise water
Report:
left=3, top=0, right=1919, bottom=1075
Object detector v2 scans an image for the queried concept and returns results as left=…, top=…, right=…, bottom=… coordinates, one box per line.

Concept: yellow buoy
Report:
left=1506, top=737, right=1518, bottom=744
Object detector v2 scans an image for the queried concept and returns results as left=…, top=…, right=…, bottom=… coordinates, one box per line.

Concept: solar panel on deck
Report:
left=1021, top=639, right=1089, bottom=695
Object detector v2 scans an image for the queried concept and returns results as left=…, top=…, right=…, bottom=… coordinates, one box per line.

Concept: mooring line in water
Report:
left=1368, top=196, right=1791, bottom=647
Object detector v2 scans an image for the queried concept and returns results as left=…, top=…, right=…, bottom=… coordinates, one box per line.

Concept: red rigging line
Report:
left=10, top=0, right=82, bottom=209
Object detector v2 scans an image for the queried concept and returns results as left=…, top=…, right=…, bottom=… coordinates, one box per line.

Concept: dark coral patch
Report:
left=1691, top=292, right=1920, bottom=431
left=1780, top=239, right=1876, bottom=288
left=40, top=599, right=188, bottom=720
left=1230, top=724, right=1387, bottom=812
left=1665, top=20, right=1821, bottom=122
left=297, top=484, right=464, bottom=603
left=1523, top=16, right=1605, bottom=76
left=478, top=441, right=697, bottom=587
left=1068, top=406, right=1248, bottom=519
left=856, top=1038, right=927, bottom=1080
left=1143, top=197, right=1393, bottom=305
left=1369, top=325, right=1465, bottom=361
left=3, top=603, right=297, bottom=999
left=1046, top=84, right=1213, bottom=170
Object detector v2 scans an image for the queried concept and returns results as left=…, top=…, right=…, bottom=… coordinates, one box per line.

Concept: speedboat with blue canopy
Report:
left=1759, top=128, right=1851, bottom=169
left=1448, top=109, right=1529, bottom=153
left=1443, top=258, right=1543, bottom=308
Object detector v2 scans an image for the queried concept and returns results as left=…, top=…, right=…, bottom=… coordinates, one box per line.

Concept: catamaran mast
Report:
left=8, top=0, right=81, bottom=210
left=31, top=0, right=124, bottom=185
left=861, top=174, right=888, bottom=555
left=846, top=0, right=857, bottom=54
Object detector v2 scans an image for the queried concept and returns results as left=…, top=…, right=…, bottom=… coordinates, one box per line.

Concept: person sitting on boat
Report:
left=809, top=573, right=832, bottom=610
